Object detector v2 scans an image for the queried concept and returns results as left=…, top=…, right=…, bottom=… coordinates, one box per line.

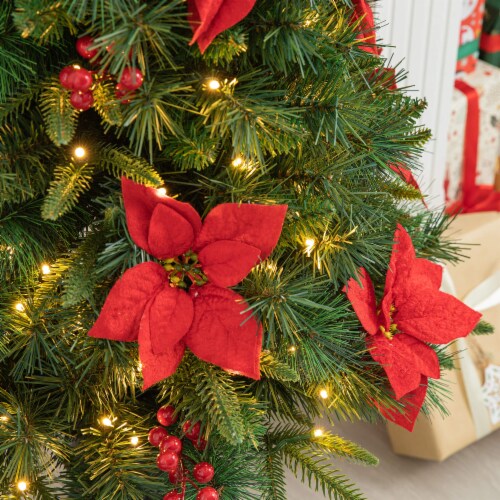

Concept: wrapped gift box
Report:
left=480, top=0, right=500, bottom=67
left=457, top=0, right=487, bottom=74
left=445, top=60, right=500, bottom=212
left=387, top=212, right=500, bottom=461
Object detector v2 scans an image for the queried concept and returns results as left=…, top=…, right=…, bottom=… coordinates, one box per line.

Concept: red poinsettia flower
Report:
left=344, top=224, right=481, bottom=430
left=89, top=178, right=287, bottom=389
left=188, top=0, right=257, bottom=53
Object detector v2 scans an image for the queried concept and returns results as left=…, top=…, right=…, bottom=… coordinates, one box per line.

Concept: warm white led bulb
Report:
left=0, top=415, right=9, bottom=422
left=156, top=187, right=167, bottom=196
left=130, top=435, right=139, bottom=446
left=305, top=238, right=315, bottom=257
left=15, top=302, right=25, bottom=312
left=208, top=79, right=221, bottom=90
left=17, top=481, right=27, bottom=492
left=319, top=389, right=328, bottom=399
left=313, top=428, right=324, bottom=438
left=288, top=345, right=297, bottom=354
left=101, top=417, right=113, bottom=427
left=41, top=264, right=51, bottom=275
left=232, top=156, right=243, bottom=167
left=74, top=146, right=86, bottom=159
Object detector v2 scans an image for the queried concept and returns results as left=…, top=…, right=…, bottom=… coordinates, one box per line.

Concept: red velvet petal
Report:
left=376, top=377, right=428, bottom=431
left=352, top=0, right=380, bottom=55
left=185, top=285, right=262, bottom=379
left=122, top=177, right=158, bottom=253
left=121, top=177, right=202, bottom=256
left=198, top=240, right=261, bottom=288
left=139, top=298, right=186, bottom=390
left=384, top=224, right=416, bottom=297
left=368, top=333, right=440, bottom=400
left=395, top=289, right=482, bottom=344
left=148, top=204, right=196, bottom=259
left=194, top=203, right=287, bottom=260
left=88, top=262, right=166, bottom=342
left=188, top=0, right=257, bottom=53
left=410, top=258, right=443, bottom=289
left=343, top=268, right=379, bottom=336
left=146, top=286, right=194, bottom=355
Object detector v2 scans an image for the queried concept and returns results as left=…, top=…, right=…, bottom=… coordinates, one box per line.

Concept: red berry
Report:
left=182, top=420, right=201, bottom=441
left=157, top=405, right=178, bottom=427
left=194, top=437, right=207, bottom=451
left=119, top=67, right=144, bottom=90
left=148, top=426, right=168, bottom=447
left=196, top=487, right=219, bottom=500
left=59, top=66, right=77, bottom=89
left=157, top=451, right=179, bottom=472
left=168, top=469, right=182, bottom=485
left=163, top=492, right=182, bottom=500
left=68, top=67, right=93, bottom=92
left=70, top=90, right=94, bottom=111
left=160, top=435, right=182, bottom=454
left=115, top=83, right=133, bottom=104
left=76, top=35, right=98, bottom=59
left=193, top=462, right=215, bottom=483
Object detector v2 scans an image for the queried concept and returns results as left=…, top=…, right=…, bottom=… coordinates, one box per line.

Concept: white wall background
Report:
left=376, top=0, right=463, bottom=208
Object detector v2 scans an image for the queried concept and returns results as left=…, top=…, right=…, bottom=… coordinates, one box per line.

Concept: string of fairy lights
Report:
left=4, top=81, right=330, bottom=493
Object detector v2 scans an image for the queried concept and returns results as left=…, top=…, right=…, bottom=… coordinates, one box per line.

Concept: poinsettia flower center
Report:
left=162, top=250, right=208, bottom=289
left=379, top=323, right=399, bottom=340
left=378, top=304, right=398, bottom=340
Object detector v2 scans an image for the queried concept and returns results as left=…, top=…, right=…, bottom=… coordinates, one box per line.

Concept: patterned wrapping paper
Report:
left=387, top=212, right=500, bottom=462
left=445, top=60, right=500, bottom=205
left=457, top=0, right=487, bottom=74
left=480, top=0, right=500, bottom=67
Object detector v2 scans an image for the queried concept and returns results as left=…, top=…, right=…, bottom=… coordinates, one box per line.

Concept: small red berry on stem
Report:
left=182, top=420, right=201, bottom=441
left=197, top=486, right=219, bottom=500
left=160, top=435, right=183, bottom=454
left=194, top=437, right=207, bottom=451
left=70, top=91, right=93, bottom=111
left=76, top=35, right=98, bottom=59
left=59, top=66, right=76, bottom=89
left=193, top=462, right=215, bottom=483
left=119, top=67, right=144, bottom=90
left=148, top=426, right=168, bottom=447
left=115, top=83, right=134, bottom=104
left=157, top=405, right=178, bottom=427
left=157, top=451, right=180, bottom=472
left=168, top=469, right=182, bottom=485
left=163, top=492, right=182, bottom=500
left=68, top=67, right=93, bottom=92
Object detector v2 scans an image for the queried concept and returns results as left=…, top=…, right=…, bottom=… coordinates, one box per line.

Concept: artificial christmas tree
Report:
left=0, top=0, right=485, bottom=499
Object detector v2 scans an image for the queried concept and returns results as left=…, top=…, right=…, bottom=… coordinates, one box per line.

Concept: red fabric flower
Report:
left=187, top=0, right=257, bottom=53
left=344, top=224, right=481, bottom=430
left=89, top=178, right=287, bottom=389
left=351, top=0, right=381, bottom=55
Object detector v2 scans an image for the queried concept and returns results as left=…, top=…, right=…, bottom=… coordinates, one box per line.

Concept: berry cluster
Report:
left=149, top=405, right=219, bottom=500
left=58, top=35, right=144, bottom=111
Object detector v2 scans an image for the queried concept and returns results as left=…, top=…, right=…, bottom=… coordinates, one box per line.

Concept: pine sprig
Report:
left=42, top=162, right=94, bottom=220
left=98, top=145, right=163, bottom=186
left=283, top=446, right=366, bottom=500
left=39, top=77, right=79, bottom=146
left=260, top=352, right=300, bottom=382
left=13, top=0, right=77, bottom=44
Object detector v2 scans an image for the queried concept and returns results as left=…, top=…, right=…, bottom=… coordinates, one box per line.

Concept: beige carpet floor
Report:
left=285, top=420, right=500, bottom=500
